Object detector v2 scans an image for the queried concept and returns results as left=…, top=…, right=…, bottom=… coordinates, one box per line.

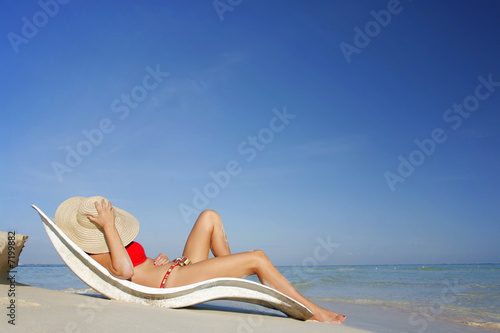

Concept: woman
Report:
left=55, top=196, right=345, bottom=323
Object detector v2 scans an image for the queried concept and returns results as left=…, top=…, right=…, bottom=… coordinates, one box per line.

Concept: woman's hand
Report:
left=87, top=198, right=134, bottom=280
left=87, top=199, right=115, bottom=229
left=154, top=253, right=170, bottom=266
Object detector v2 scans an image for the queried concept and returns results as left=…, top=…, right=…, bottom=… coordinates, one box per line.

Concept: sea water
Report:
left=280, top=264, right=500, bottom=328
left=15, top=264, right=500, bottom=328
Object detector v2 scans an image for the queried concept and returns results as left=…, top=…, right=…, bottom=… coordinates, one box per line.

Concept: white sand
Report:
left=0, top=283, right=496, bottom=332
left=0, top=283, right=371, bottom=333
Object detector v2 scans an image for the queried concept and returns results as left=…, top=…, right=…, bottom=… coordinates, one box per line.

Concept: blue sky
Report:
left=1, top=0, right=499, bottom=266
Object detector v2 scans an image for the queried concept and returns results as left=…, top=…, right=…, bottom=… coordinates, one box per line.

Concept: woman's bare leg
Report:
left=182, top=210, right=231, bottom=263
left=167, top=249, right=346, bottom=323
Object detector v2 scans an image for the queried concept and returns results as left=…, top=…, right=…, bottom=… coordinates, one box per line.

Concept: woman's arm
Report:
left=87, top=199, right=134, bottom=279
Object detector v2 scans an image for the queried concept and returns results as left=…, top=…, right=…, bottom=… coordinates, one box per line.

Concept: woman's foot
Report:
left=310, top=307, right=346, bottom=323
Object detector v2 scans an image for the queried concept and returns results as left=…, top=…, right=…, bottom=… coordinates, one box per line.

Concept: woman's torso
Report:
left=90, top=247, right=175, bottom=288
left=131, top=258, right=172, bottom=288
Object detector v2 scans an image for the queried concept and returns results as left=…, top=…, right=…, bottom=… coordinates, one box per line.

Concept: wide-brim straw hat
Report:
left=55, top=196, right=139, bottom=254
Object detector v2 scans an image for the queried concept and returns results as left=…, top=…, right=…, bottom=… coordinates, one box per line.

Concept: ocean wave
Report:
left=300, top=267, right=358, bottom=272
left=365, top=281, right=418, bottom=287
left=60, top=288, right=102, bottom=296
left=329, top=280, right=435, bottom=288
left=447, top=304, right=500, bottom=320
left=319, top=275, right=341, bottom=282
left=463, top=283, right=500, bottom=290
left=465, top=321, right=500, bottom=330
left=460, top=291, right=500, bottom=301
left=291, top=281, right=313, bottom=288
left=19, top=264, right=67, bottom=268
left=283, top=265, right=373, bottom=272
left=400, top=266, right=451, bottom=271
left=311, top=296, right=414, bottom=309
left=400, top=265, right=500, bottom=271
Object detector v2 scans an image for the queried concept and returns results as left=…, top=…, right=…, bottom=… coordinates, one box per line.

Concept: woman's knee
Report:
left=196, top=210, right=221, bottom=227
left=199, top=209, right=220, bottom=221
left=193, top=210, right=224, bottom=236
left=250, top=249, right=269, bottom=263
left=246, top=250, right=271, bottom=275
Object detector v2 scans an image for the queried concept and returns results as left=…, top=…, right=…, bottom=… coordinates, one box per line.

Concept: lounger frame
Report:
left=32, top=205, right=313, bottom=320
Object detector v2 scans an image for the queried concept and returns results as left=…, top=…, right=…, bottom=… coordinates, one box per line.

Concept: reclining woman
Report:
left=55, top=196, right=346, bottom=323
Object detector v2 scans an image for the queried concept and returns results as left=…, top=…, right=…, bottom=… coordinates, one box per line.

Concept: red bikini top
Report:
left=125, top=241, right=147, bottom=267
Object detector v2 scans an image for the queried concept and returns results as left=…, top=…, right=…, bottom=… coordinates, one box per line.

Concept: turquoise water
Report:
left=281, top=264, right=500, bottom=328
left=15, top=264, right=500, bottom=328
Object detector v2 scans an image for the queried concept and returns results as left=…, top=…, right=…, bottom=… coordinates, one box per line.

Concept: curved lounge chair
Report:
left=32, top=205, right=313, bottom=320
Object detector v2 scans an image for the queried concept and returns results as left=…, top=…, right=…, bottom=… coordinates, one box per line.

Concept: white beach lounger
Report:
left=32, top=205, right=314, bottom=320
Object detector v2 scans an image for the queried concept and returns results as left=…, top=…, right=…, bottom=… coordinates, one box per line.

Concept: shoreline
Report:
left=1, top=283, right=498, bottom=332
left=313, top=298, right=500, bottom=333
